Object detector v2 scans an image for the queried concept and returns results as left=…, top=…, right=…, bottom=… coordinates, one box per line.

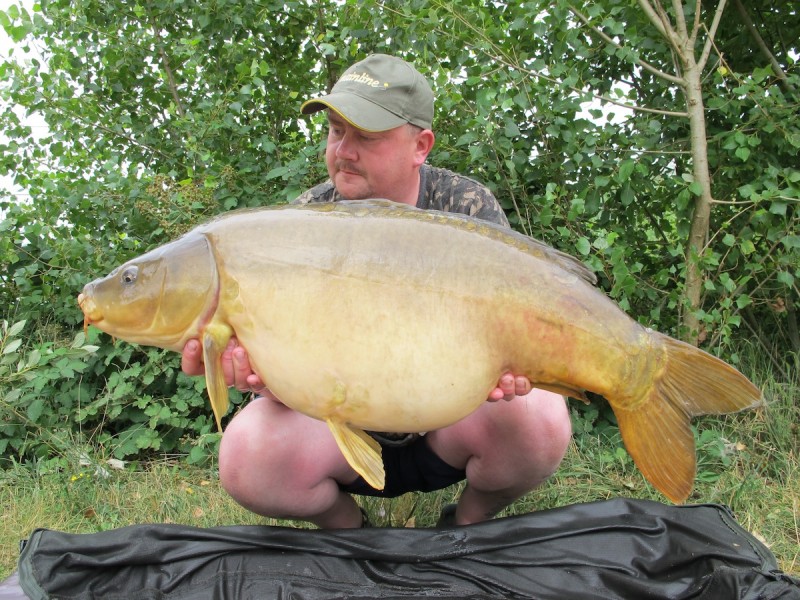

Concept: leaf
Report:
left=740, top=240, right=756, bottom=255
left=769, top=202, right=787, bottom=216
left=737, top=184, right=757, bottom=199
left=0, top=0, right=795, bottom=467
left=780, top=235, right=799, bottom=250
left=188, top=445, right=208, bottom=464
left=503, top=119, right=520, bottom=138
left=620, top=184, right=634, bottom=206
left=265, top=166, right=290, bottom=180
left=3, top=339, right=22, bottom=355
left=26, top=348, right=41, bottom=368
left=27, top=397, right=46, bottom=422
left=71, top=331, right=86, bottom=348
left=617, top=159, right=635, bottom=182
left=455, top=132, right=477, bottom=146
left=594, top=175, right=610, bottom=188
left=7, top=320, right=26, bottom=337
left=735, top=146, right=751, bottom=161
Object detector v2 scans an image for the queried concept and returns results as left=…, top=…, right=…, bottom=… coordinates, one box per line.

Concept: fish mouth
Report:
left=77, top=292, right=104, bottom=333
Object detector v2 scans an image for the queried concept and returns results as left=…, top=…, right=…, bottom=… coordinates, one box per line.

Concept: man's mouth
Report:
left=336, top=162, right=364, bottom=177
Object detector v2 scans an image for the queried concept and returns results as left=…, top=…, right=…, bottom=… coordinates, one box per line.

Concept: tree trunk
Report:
left=635, top=0, right=728, bottom=346
left=681, top=59, right=713, bottom=345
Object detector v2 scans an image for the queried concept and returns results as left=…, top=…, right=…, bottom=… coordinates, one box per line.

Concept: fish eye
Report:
left=121, top=266, right=138, bottom=285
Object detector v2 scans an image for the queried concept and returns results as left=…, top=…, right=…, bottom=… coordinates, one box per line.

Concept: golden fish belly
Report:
left=231, top=274, right=503, bottom=432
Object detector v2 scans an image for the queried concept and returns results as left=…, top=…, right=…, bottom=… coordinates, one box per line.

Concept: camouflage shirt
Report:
left=293, top=164, right=509, bottom=228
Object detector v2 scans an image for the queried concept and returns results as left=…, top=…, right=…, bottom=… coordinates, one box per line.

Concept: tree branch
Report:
left=152, top=27, right=185, bottom=118
left=697, top=0, right=728, bottom=72
left=594, top=93, right=689, bottom=117
left=637, top=0, right=671, bottom=42
left=638, top=0, right=687, bottom=69
left=688, top=0, right=702, bottom=47
left=670, top=0, right=689, bottom=43
left=732, top=0, right=795, bottom=93
left=569, top=5, right=685, bottom=86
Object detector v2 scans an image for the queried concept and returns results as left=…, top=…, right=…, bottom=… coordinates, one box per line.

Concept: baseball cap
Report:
left=300, top=54, right=434, bottom=132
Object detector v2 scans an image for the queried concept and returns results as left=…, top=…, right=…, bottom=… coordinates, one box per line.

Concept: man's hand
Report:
left=488, top=372, right=533, bottom=401
left=181, top=338, right=268, bottom=395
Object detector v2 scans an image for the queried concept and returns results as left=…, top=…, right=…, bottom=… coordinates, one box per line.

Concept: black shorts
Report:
left=338, top=435, right=467, bottom=497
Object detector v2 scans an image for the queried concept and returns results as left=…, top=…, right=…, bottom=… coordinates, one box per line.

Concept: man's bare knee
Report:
left=532, top=393, right=572, bottom=467
left=218, top=408, right=293, bottom=511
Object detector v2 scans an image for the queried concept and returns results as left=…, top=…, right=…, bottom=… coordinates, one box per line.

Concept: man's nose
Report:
left=335, top=132, right=357, bottom=160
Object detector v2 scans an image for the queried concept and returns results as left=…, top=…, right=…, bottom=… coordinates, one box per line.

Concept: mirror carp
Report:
left=78, top=200, right=763, bottom=502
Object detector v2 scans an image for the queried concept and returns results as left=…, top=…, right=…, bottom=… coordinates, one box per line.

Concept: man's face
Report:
left=325, top=112, right=432, bottom=205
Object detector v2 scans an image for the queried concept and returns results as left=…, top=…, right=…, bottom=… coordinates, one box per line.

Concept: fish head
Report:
left=78, top=233, right=219, bottom=351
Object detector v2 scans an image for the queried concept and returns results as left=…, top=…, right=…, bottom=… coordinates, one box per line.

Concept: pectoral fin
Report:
left=535, top=382, right=589, bottom=403
left=326, top=419, right=385, bottom=491
left=202, top=321, right=233, bottom=432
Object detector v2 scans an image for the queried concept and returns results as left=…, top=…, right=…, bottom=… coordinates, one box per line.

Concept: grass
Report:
left=2, top=363, right=798, bottom=582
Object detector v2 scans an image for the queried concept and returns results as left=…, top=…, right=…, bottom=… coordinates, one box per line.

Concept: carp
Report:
left=78, top=200, right=762, bottom=502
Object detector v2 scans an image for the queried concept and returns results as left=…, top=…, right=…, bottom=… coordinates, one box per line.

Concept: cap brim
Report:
left=300, top=93, right=407, bottom=132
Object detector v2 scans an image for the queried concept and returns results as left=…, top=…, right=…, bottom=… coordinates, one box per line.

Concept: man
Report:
left=182, top=54, right=571, bottom=528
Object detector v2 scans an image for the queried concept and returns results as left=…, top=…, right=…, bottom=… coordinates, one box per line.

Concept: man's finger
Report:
left=515, top=375, right=532, bottom=397
left=180, top=339, right=204, bottom=376
left=228, top=346, right=245, bottom=390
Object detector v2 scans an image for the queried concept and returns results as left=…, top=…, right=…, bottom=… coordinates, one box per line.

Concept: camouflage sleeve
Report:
left=455, top=183, right=509, bottom=227
left=422, top=167, right=510, bottom=228
left=291, top=181, right=339, bottom=205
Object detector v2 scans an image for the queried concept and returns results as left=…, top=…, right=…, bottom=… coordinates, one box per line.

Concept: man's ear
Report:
left=413, top=129, right=436, bottom=166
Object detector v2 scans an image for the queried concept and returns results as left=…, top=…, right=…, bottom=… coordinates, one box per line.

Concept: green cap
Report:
left=300, top=54, right=434, bottom=132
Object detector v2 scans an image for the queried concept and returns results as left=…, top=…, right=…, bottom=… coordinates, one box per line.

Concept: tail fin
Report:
left=615, top=335, right=763, bottom=503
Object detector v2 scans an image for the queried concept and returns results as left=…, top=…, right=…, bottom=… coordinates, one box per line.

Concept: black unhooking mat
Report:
left=7, top=498, right=800, bottom=599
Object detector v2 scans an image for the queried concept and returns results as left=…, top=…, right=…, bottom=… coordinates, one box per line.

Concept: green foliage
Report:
left=1, top=319, right=97, bottom=458
left=0, top=317, right=232, bottom=465
left=0, top=0, right=797, bottom=465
